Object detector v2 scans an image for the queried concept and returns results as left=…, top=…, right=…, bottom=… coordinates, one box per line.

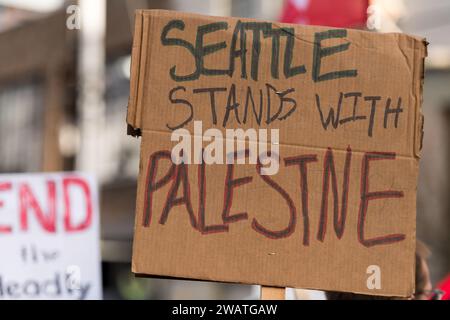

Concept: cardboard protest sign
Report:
left=127, top=10, right=427, bottom=297
left=0, top=173, right=101, bottom=300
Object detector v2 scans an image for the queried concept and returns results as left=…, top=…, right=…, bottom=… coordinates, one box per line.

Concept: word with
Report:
left=142, top=147, right=405, bottom=248
left=316, top=92, right=403, bottom=137
left=171, top=121, right=279, bottom=175
left=161, top=20, right=357, bottom=82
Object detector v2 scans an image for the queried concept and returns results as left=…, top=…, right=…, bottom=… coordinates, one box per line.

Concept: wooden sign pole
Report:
left=260, top=286, right=285, bottom=300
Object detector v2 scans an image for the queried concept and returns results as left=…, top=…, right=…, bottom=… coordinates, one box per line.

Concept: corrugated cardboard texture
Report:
left=127, top=10, right=427, bottom=297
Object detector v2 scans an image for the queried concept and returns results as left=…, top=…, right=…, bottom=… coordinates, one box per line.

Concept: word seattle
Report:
left=171, top=121, right=280, bottom=175
left=161, top=20, right=357, bottom=82
left=143, top=147, right=406, bottom=248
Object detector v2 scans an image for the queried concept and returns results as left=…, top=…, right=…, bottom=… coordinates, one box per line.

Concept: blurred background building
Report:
left=0, top=0, right=448, bottom=299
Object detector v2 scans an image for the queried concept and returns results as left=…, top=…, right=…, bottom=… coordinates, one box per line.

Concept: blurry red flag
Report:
left=438, top=274, right=450, bottom=300
left=280, top=0, right=369, bottom=28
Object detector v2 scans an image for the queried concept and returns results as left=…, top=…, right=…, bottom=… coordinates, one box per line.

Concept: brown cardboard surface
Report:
left=127, top=10, right=427, bottom=297
left=261, top=287, right=285, bottom=300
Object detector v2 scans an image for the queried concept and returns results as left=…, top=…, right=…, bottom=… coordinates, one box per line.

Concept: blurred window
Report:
left=101, top=55, right=140, bottom=183
left=0, top=81, right=44, bottom=172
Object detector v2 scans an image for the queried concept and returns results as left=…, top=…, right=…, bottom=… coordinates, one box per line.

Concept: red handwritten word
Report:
left=142, top=148, right=406, bottom=248
left=0, top=177, right=92, bottom=234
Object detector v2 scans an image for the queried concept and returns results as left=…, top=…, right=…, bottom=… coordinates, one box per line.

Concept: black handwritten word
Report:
left=161, top=20, right=357, bottom=82
left=167, top=83, right=297, bottom=130
left=315, top=93, right=403, bottom=137
left=141, top=148, right=405, bottom=248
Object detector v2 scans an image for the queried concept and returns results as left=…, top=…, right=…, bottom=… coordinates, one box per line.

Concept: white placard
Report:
left=0, top=172, right=102, bottom=300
